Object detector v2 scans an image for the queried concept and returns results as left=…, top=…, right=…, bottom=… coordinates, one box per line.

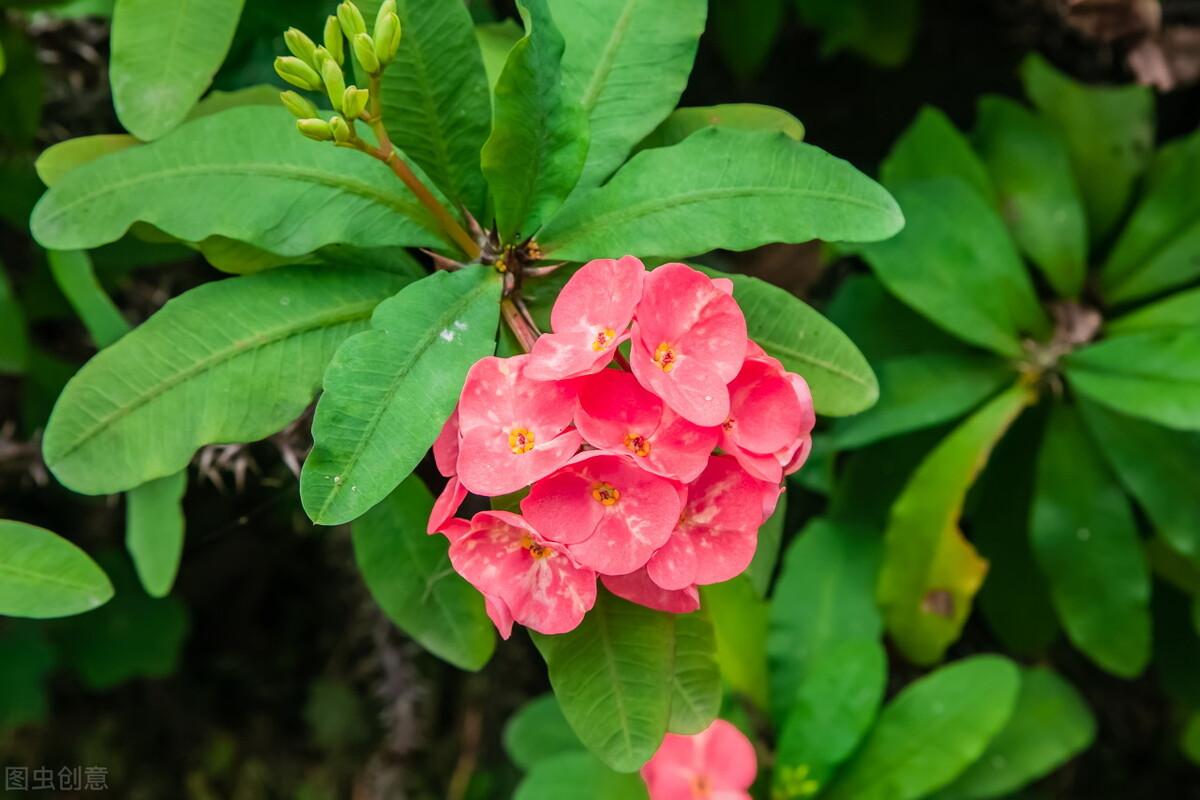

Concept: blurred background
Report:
left=2, top=1, right=1200, bottom=798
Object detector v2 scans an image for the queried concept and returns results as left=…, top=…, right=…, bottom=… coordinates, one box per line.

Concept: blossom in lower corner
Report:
left=641, top=719, right=757, bottom=800
left=526, top=256, right=646, bottom=380
left=447, top=510, right=596, bottom=635
left=455, top=355, right=582, bottom=496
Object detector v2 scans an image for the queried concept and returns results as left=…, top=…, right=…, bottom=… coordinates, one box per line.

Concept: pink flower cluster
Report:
left=642, top=719, right=757, bottom=800
left=428, top=257, right=815, bottom=636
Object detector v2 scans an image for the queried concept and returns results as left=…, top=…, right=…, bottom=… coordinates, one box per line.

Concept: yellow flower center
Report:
left=508, top=427, right=535, bottom=454
left=591, top=327, right=617, bottom=351
left=591, top=481, right=621, bottom=506
left=520, top=534, right=554, bottom=560
left=691, top=775, right=712, bottom=798
left=653, top=342, right=677, bottom=372
left=624, top=433, right=651, bottom=457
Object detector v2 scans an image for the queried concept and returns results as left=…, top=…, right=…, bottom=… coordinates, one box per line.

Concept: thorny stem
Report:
left=612, top=349, right=631, bottom=371
left=360, top=75, right=481, bottom=260
left=501, top=297, right=541, bottom=352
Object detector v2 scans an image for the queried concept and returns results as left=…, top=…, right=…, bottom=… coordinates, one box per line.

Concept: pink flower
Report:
left=602, top=569, right=699, bottom=614
left=521, top=453, right=683, bottom=575
left=647, top=456, right=766, bottom=591
left=631, top=264, right=747, bottom=427
left=485, top=593, right=514, bottom=640
left=448, top=510, right=596, bottom=635
left=719, top=357, right=809, bottom=484
left=574, top=369, right=718, bottom=484
left=641, top=719, right=757, bottom=800
left=525, top=256, right=646, bottom=381
left=455, top=355, right=582, bottom=496
left=428, top=412, right=469, bottom=534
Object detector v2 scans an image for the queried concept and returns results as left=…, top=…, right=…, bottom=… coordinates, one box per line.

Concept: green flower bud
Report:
left=337, top=2, right=367, bottom=38
left=297, top=118, right=334, bottom=142
left=274, top=56, right=323, bottom=91
left=330, top=115, right=353, bottom=144
left=374, top=12, right=401, bottom=66
left=280, top=90, right=319, bottom=119
left=353, top=32, right=380, bottom=75
left=323, top=15, right=344, bottom=65
left=376, top=0, right=397, bottom=25
left=321, top=58, right=347, bottom=112
left=284, top=27, right=318, bottom=68
left=342, top=85, right=370, bottom=119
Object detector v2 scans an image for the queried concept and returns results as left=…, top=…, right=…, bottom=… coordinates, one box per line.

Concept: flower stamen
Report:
left=653, top=342, right=677, bottom=372
left=508, top=427, right=535, bottom=454
left=520, top=534, right=554, bottom=559
left=591, top=481, right=621, bottom=506
left=591, top=327, right=617, bottom=351
left=624, top=433, right=652, bottom=457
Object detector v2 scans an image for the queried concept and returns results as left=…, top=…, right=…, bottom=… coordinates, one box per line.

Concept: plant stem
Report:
left=501, top=298, right=540, bottom=352
left=363, top=76, right=481, bottom=260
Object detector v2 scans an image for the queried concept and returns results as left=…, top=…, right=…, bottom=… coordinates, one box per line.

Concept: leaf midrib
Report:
left=0, top=560, right=102, bottom=596
left=50, top=301, right=380, bottom=463
left=579, top=0, right=638, bottom=112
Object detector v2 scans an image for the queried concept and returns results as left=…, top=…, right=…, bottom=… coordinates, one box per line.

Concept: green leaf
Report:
left=356, top=0, right=491, bottom=217
left=858, top=178, right=1049, bottom=358
left=880, top=107, right=994, bottom=201
left=1101, top=129, right=1200, bottom=303
left=0, top=624, right=56, bottom=729
left=702, top=576, right=769, bottom=710
left=822, top=655, right=1021, bottom=800
left=476, top=20, right=522, bottom=91
left=51, top=553, right=187, bottom=689
left=668, top=611, right=720, bottom=735
left=768, top=518, right=882, bottom=722
left=972, top=96, right=1087, bottom=297
left=504, top=694, right=582, bottom=770
left=35, top=134, right=139, bottom=187
left=482, top=0, right=588, bottom=244
left=1031, top=403, right=1151, bottom=677
left=829, top=427, right=945, bottom=530
left=184, top=84, right=281, bottom=121
left=539, top=127, right=904, bottom=261
left=32, top=107, right=445, bottom=257
left=1185, top=713, right=1200, bottom=766
left=46, top=249, right=130, bottom=349
left=1065, top=330, right=1200, bottom=431
left=0, top=259, right=29, bottom=374
left=0, top=520, right=113, bottom=618
left=932, top=667, right=1095, bottom=800
left=833, top=352, right=1013, bottom=450
left=43, top=264, right=411, bottom=495
left=351, top=476, right=496, bottom=671
left=711, top=0, right=781, bottom=78
left=774, top=638, right=887, bottom=796
left=795, top=0, right=920, bottom=67
left=877, top=383, right=1033, bottom=665
left=1107, top=286, right=1200, bottom=336
left=825, top=274, right=968, bottom=363
left=1019, top=54, right=1153, bottom=243
left=532, top=591, right=674, bottom=772
left=110, top=0, right=247, bottom=140
left=514, top=751, right=649, bottom=800
left=638, top=104, right=804, bottom=153
left=1078, top=399, right=1200, bottom=565
left=745, top=490, right=786, bottom=596
left=302, top=267, right=500, bottom=525
left=551, top=0, right=706, bottom=188
left=125, top=471, right=186, bottom=598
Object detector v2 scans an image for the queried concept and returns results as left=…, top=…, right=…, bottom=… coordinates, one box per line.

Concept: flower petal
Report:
left=602, top=569, right=700, bottom=614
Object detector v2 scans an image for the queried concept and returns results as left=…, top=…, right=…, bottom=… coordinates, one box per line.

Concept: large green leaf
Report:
left=774, top=638, right=887, bottom=796
left=833, top=352, right=1013, bottom=450
left=1079, top=399, right=1200, bottom=567
left=1019, top=54, right=1153, bottom=243
left=0, top=520, right=113, bottom=618
left=514, top=752, right=649, bottom=800
left=538, top=127, right=904, bottom=260
left=532, top=591, right=674, bottom=772
left=351, top=476, right=496, bottom=671
left=356, top=0, right=491, bottom=217
left=1107, top=286, right=1200, bottom=336
left=504, top=694, right=582, bottom=770
left=1031, top=403, right=1151, bottom=677
left=880, top=106, right=994, bottom=201
left=35, top=134, right=139, bottom=187
left=822, top=655, right=1021, bottom=800
left=710, top=0, right=780, bottom=78
left=637, top=103, right=804, bottom=152
left=482, top=0, right=588, bottom=244
left=667, top=612, right=720, bottom=735
left=932, top=667, right=1095, bottom=800
left=702, top=576, right=769, bottom=710
left=551, top=0, right=706, bottom=187
left=43, top=265, right=411, bottom=495
left=973, top=96, right=1087, bottom=298
left=301, top=267, right=500, bottom=525
left=1065, top=330, right=1200, bottom=432
left=125, top=471, right=186, bottom=598
left=825, top=274, right=968, bottom=363
left=0, top=258, right=29, bottom=374
left=745, top=489, right=786, bottom=596
left=877, top=383, right=1033, bottom=665
left=768, top=518, right=883, bottom=722
left=476, top=20, right=522, bottom=91
left=32, top=107, right=445, bottom=257
left=46, top=249, right=130, bottom=349
left=720, top=271, right=877, bottom=417
left=1101, top=129, right=1200, bottom=303
left=110, top=0, right=246, bottom=140
left=858, top=178, right=1049, bottom=358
